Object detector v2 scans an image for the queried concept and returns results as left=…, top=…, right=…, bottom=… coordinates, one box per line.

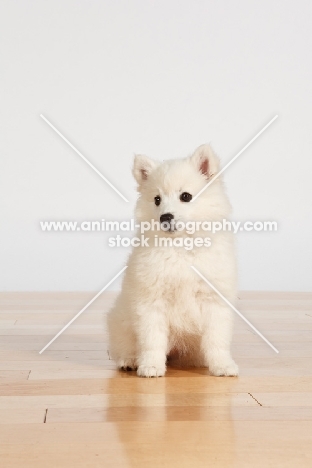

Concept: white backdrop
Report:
left=1, top=0, right=311, bottom=291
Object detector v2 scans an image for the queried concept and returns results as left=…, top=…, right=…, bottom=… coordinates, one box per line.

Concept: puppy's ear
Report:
left=133, top=154, right=157, bottom=184
left=190, top=144, right=220, bottom=179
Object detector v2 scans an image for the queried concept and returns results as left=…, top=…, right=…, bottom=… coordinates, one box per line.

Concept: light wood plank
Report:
left=0, top=392, right=257, bottom=409
left=0, top=361, right=117, bottom=371
left=0, top=371, right=30, bottom=381
left=0, top=342, right=108, bottom=351
left=0, top=408, right=46, bottom=424
left=0, top=350, right=111, bottom=361
left=46, top=405, right=312, bottom=423
left=28, top=369, right=119, bottom=380
left=0, top=335, right=106, bottom=343
left=0, top=326, right=107, bottom=335
left=251, top=392, right=312, bottom=407
left=0, top=320, right=16, bottom=328
left=0, top=421, right=312, bottom=467
left=2, top=376, right=312, bottom=396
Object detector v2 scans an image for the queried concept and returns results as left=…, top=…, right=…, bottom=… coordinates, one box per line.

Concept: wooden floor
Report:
left=1, top=292, right=312, bottom=467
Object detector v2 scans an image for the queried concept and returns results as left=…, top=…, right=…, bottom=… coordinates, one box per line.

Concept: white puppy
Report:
left=107, top=144, right=238, bottom=377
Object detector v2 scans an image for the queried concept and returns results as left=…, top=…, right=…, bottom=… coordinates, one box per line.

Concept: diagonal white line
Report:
left=39, top=266, right=128, bottom=354
left=40, top=114, right=129, bottom=203
left=192, top=115, right=278, bottom=201
left=191, top=266, right=279, bottom=353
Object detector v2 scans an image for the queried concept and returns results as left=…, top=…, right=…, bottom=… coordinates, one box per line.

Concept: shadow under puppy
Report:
left=107, top=144, right=238, bottom=377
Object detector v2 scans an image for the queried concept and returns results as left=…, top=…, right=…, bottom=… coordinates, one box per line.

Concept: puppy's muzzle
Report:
left=160, top=213, right=175, bottom=232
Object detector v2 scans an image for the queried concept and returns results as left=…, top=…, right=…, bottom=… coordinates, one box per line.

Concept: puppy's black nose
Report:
left=160, top=213, right=174, bottom=224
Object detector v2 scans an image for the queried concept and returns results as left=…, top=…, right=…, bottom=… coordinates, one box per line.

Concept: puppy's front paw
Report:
left=137, top=365, right=166, bottom=378
left=117, top=358, right=137, bottom=371
left=209, top=359, right=239, bottom=377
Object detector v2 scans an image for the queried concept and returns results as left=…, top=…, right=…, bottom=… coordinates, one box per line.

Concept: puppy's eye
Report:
left=154, top=196, right=161, bottom=206
left=180, top=192, right=192, bottom=202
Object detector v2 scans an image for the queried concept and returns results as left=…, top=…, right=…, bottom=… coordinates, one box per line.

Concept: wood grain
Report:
left=1, top=291, right=312, bottom=467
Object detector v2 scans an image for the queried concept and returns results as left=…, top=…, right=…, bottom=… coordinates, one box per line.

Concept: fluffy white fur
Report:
left=107, top=144, right=238, bottom=377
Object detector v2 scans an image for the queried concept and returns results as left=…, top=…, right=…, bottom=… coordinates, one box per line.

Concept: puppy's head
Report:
left=133, top=144, right=231, bottom=235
